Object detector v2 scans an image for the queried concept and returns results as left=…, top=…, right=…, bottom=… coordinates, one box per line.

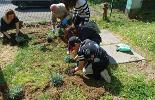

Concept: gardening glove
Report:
left=68, top=68, right=76, bottom=76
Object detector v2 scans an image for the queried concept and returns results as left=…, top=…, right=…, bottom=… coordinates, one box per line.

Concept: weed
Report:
left=36, top=44, right=47, bottom=52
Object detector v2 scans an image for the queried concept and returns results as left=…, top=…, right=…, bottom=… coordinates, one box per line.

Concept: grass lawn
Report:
left=90, top=3, right=155, bottom=59
left=0, top=3, right=155, bottom=100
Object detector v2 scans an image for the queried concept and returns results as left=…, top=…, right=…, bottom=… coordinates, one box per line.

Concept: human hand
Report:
left=68, top=68, right=76, bottom=76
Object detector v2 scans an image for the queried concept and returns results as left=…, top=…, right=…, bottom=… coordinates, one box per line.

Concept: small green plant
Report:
left=15, top=36, right=26, bottom=43
left=47, top=32, right=57, bottom=43
left=64, top=55, right=76, bottom=63
left=37, top=44, right=47, bottom=52
left=57, top=28, right=64, bottom=36
left=51, top=72, right=64, bottom=87
left=8, top=85, right=23, bottom=100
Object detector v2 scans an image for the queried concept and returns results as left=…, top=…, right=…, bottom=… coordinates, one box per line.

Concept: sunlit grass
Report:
left=0, top=3, right=155, bottom=99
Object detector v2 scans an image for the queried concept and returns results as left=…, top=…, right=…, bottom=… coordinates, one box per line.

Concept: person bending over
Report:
left=50, top=3, right=72, bottom=32
left=68, top=36, right=111, bottom=83
left=62, top=0, right=90, bottom=28
left=0, top=9, right=22, bottom=44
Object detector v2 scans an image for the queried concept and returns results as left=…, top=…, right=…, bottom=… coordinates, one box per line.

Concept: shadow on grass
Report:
left=77, top=72, right=122, bottom=96
left=136, top=10, right=155, bottom=22
left=103, top=71, right=123, bottom=96
left=0, top=67, right=9, bottom=100
left=104, top=55, right=123, bottom=96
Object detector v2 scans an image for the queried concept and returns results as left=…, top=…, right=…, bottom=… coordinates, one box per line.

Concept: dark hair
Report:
left=5, top=9, right=15, bottom=19
left=62, top=0, right=78, bottom=10
left=68, top=36, right=81, bottom=50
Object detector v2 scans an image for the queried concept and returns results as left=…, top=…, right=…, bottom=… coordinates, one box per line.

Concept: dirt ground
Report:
left=0, top=23, right=155, bottom=100
left=0, top=45, right=17, bottom=69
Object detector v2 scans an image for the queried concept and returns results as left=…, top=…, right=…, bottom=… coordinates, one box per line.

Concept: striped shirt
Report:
left=74, top=0, right=90, bottom=23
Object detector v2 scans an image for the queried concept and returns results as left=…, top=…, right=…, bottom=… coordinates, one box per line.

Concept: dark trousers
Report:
left=73, top=15, right=86, bottom=29
left=92, top=55, right=109, bottom=79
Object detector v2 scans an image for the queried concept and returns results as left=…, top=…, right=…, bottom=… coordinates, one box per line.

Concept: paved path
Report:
left=100, top=30, right=145, bottom=64
left=0, top=2, right=51, bottom=23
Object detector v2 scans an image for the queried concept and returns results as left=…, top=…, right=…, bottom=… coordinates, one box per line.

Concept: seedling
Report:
left=37, top=44, right=47, bottom=52
left=57, top=28, right=64, bottom=36
left=64, top=55, right=76, bottom=63
left=47, top=31, right=57, bottom=43
left=51, top=72, right=64, bottom=87
left=8, top=85, right=23, bottom=100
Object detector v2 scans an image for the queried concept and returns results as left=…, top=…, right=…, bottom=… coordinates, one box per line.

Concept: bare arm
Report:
left=70, top=50, right=77, bottom=59
left=3, top=32, right=11, bottom=39
left=52, top=23, right=56, bottom=29
left=15, top=22, right=20, bottom=36
left=51, top=13, right=57, bottom=30
left=74, top=61, right=85, bottom=72
left=74, top=55, right=78, bottom=61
